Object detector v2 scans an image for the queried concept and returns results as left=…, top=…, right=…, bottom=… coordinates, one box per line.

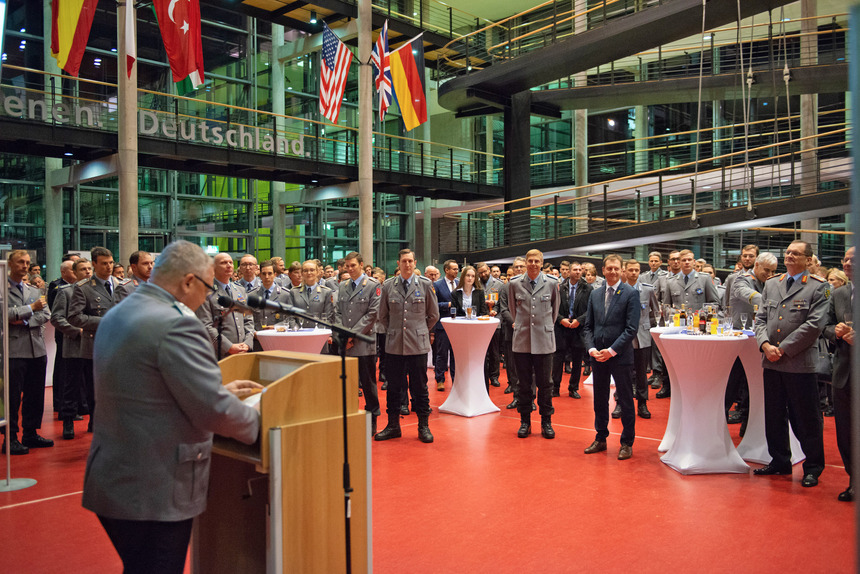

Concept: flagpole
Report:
left=358, top=0, right=373, bottom=268
left=117, top=0, right=139, bottom=265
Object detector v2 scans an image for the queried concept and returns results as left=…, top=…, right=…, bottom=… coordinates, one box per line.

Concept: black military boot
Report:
left=417, top=415, right=434, bottom=443
left=541, top=415, right=555, bottom=439
left=517, top=413, right=531, bottom=438
left=374, top=418, right=401, bottom=441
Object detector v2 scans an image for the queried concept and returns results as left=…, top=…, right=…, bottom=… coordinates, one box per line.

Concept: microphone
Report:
left=246, top=293, right=295, bottom=313
left=217, top=294, right=256, bottom=314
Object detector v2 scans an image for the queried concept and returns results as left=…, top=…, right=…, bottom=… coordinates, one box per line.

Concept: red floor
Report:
left=1, top=368, right=855, bottom=573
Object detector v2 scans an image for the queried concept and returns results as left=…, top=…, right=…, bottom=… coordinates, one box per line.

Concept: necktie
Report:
left=264, top=289, right=270, bottom=300
left=351, top=281, right=357, bottom=292
left=307, top=286, right=312, bottom=298
left=403, top=279, right=409, bottom=294
left=786, top=277, right=795, bottom=290
left=569, top=285, right=576, bottom=317
left=530, top=279, right=536, bottom=291
left=684, top=274, right=689, bottom=285
left=605, top=286, right=612, bottom=312
left=16, top=283, right=23, bottom=295
left=225, top=284, right=231, bottom=297
left=105, top=280, right=112, bottom=297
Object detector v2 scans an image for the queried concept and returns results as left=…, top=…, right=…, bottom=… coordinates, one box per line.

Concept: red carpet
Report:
left=1, top=369, right=854, bottom=573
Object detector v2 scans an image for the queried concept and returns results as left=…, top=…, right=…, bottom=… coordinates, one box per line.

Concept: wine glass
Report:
left=487, top=293, right=496, bottom=314
left=739, top=313, right=748, bottom=330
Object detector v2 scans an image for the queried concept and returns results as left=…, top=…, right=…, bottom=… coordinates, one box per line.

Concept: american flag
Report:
left=370, top=20, right=393, bottom=122
left=319, top=24, right=353, bottom=124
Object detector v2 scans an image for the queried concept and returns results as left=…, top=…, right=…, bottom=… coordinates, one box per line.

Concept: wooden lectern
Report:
left=193, top=351, right=371, bottom=573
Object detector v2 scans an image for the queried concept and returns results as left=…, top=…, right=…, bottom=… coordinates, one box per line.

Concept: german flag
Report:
left=389, top=34, right=427, bottom=132
left=51, top=0, right=99, bottom=77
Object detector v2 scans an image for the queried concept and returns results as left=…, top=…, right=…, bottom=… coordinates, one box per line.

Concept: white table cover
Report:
left=255, top=328, right=331, bottom=354
left=438, top=317, right=500, bottom=417
left=657, top=332, right=750, bottom=474
left=734, top=332, right=805, bottom=465
left=650, top=326, right=684, bottom=453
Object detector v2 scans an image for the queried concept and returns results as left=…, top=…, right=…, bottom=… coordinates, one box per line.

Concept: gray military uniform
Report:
left=50, top=284, right=82, bottom=359
left=754, top=272, right=829, bottom=373
left=247, top=283, right=293, bottom=330
left=290, top=283, right=335, bottom=329
left=335, top=275, right=381, bottom=357
left=83, top=282, right=259, bottom=523
left=68, top=275, right=129, bottom=359
left=378, top=275, right=439, bottom=356
left=195, top=280, right=255, bottom=356
left=730, top=270, right=764, bottom=330
left=662, top=271, right=721, bottom=310
left=632, top=281, right=660, bottom=349
left=509, top=273, right=560, bottom=355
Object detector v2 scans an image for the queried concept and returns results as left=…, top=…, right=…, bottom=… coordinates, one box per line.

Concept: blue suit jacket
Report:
left=433, top=277, right=455, bottom=331
left=583, top=282, right=640, bottom=366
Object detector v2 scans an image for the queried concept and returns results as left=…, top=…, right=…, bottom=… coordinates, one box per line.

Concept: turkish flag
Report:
left=153, top=0, right=205, bottom=88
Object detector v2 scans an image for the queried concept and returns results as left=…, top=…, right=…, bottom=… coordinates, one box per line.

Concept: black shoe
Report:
left=552, top=389, right=560, bottom=398
left=63, top=420, right=75, bottom=440
left=753, top=464, right=792, bottom=476
left=1, top=439, right=29, bottom=455
left=374, top=424, right=402, bottom=441
left=371, top=416, right=378, bottom=437
left=490, top=379, right=500, bottom=387
left=531, top=402, right=537, bottom=411
left=582, top=366, right=591, bottom=377
left=517, top=421, right=531, bottom=438
left=417, top=425, right=434, bottom=443
left=569, top=390, right=581, bottom=399
left=381, top=381, right=388, bottom=390
left=504, top=385, right=514, bottom=394
left=838, top=487, right=854, bottom=502
left=379, top=374, right=387, bottom=383
left=638, top=403, right=651, bottom=419
left=823, top=406, right=835, bottom=417
left=611, top=404, right=622, bottom=419
left=727, top=411, right=743, bottom=424
left=358, top=389, right=363, bottom=397
left=506, top=399, right=519, bottom=409
left=22, top=434, right=54, bottom=448
left=564, top=364, right=572, bottom=374
left=650, top=381, right=662, bottom=389
left=73, top=415, right=84, bottom=422
left=399, top=405, right=410, bottom=416
left=801, top=474, right=819, bottom=487
left=656, top=387, right=670, bottom=399
left=540, top=417, right=555, bottom=439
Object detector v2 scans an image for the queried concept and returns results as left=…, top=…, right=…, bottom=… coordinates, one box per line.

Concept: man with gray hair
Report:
left=82, top=240, right=262, bottom=573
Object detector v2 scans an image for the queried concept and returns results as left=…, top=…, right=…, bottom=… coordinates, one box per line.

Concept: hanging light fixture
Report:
left=310, top=10, right=318, bottom=24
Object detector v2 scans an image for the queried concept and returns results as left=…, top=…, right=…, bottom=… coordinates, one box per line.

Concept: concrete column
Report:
left=271, top=24, right=287, bottom=260
left=43, top=0, right=63, bottom=278
left=423, top=199, right=433, bottom=264
left=358, top=0, right=373, bottom=265
left=486, top=116, right=494, bottom=184
left=799, top=0, right=818, bottom=252
left=634, top=104, right=647, bottom=173
left=117, top=1, right=139, bottom=265
left=504, top=91, right=531, bottom=246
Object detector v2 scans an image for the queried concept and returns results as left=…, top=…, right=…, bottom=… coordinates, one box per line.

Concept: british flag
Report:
left=370, top=20, right=393, bottom=122
left=319, top=23, right=353, bottom=124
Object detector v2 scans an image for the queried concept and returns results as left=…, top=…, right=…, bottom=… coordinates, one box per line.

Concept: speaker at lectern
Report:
left=193, top=351, right=371, bottom=574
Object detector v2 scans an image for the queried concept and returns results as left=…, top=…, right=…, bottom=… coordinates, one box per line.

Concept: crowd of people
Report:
left=2, top=241, right=854, bottom=506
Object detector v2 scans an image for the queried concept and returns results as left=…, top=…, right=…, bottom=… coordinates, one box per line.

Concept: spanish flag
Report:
left=389, top=34, right=427, bottom=132
left=51, top=0, right=99, bottom=77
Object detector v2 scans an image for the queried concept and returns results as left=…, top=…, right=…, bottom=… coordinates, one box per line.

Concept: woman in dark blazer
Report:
left=451, top=265, right=488, bottom=318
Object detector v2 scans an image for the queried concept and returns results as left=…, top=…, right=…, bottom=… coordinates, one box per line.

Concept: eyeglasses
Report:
left=194, top=275, right=217, bottom=294
left=239, top=262, right=256, bottom=267
left=784, top=250, right=806, bottom=257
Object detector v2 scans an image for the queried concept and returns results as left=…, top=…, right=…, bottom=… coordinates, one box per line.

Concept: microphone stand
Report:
left=248, top=296, right=373, bottom=574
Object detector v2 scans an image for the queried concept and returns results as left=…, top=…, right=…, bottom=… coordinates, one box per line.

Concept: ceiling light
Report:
left=310, top=11, right=317, bottom=24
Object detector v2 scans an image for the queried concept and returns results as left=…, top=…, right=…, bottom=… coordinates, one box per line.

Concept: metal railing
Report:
left=0, top=65, right=503, bottom=187
left=439, top=127, right=851, bottom=254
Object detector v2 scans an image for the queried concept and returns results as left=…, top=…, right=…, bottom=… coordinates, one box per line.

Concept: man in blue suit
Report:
left=583, top=254, right=640, bottom=460
left=433, top=259, right=459, bottom=391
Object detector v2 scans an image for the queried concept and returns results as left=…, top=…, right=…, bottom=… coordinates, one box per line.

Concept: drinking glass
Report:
left=450, top=305, right=457, bottom=320
left=466, top=306, right=473, bottom=319
left=739, top=313, right=748, bottom=330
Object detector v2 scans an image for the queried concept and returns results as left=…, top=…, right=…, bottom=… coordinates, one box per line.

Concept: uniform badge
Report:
left=376, top=286, right=381, bottom=297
